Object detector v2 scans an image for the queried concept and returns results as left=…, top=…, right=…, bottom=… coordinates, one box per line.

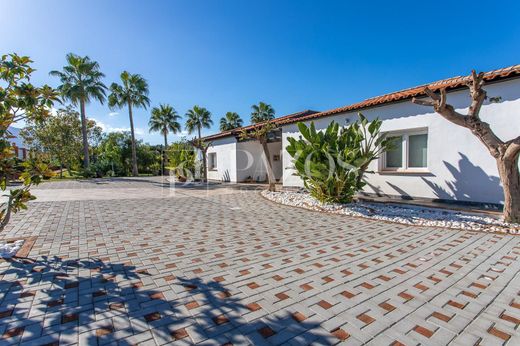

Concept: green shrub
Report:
left=167, top=141, right=196, bottom=179
left=286, top=113, right=393, bottom=203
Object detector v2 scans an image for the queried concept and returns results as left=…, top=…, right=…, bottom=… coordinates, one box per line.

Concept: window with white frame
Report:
left=382, top=129, right=428, bottom=171
left=208, top=152, right=217, bottom=170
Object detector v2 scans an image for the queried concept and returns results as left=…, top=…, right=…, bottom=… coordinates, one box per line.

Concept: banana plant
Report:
left=286, top=113, right=394, bottom=203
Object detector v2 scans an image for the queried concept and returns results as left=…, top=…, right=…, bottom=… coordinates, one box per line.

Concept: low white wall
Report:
left=282, top=78, right=520, bottom=205
left=206, top=136, right=237, bottom=182
left=236, top=140, right=283, bottom=182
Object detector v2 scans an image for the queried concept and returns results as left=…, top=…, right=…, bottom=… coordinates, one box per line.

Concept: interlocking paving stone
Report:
left=0, top=177, right=519, bottom=345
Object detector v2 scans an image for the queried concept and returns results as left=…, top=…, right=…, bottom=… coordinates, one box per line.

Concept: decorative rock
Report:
left=0, top=239, right=24, bottom=258
left=261, top=191, right=519, bottom=234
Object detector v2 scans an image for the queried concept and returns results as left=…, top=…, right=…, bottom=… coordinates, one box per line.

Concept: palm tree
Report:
left=108, top=71, right=150, bottom=176
left=149, top=104, right=181, bottom=147
left=50, top=53, right=107, bottom=168
left=251, top=102, right=275, bottom=124
left=149, top=104, right=181, bottom=175
left=185, top=106, right=213, bottom=182
left=219, top=112, right=243, bottom=131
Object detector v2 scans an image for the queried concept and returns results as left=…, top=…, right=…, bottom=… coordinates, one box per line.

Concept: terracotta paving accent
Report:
left=431, top=311, right=452, bottom=322
left=258, top=326, right=276, bottom=338
left=341, top=290, right=356, bottom=299
left=61, top=313, right=78, bottom=324
left=247, top=282, right=259, bottom=289
left=0, top=310, right=13, bottom=318
left=413, top=325, right=434, bottom=338
left=144, top=312, right=161, bottom=322
left=461, top=290, right=477, bottom=299
left=292, top=312, right=307, bottom=323
left=149, top=292, right=164, bottom=300
left=500, top=312, right=520, bottom=325
left=357, top=312, right=375, bottom=325
left=447, top=299, right=466, bottom=309
left=0, top=177, right=519, bottom=345
left=3, top=327, right=24, bottom=338
left=185, top=301, right=199, bottom=310
left=275, top=292, right=289, bottom=301
left=379, top=302, right=396, bottom=313
left=171, top=328, right=188, bottom=340
left=19, top=290, right=36, bottom=298
left=300, top=283, right=313, bottom=291
left=331, top=327, right=349, bottom=341
left=64, top=281, right=79, bottom=289
left=318, top=300, right=333, bottom=309
left=109, top=302, right=124, bottom=310
left=217, top=290, right=232, bottom=299
left=92, top=290, right=106, bottom=297
left=213, top=314, right=229, bottom=325
left=488, top=326, right=511, bottom=341
left=398, top=291, right=414, bottom=301
left=246, top=302, right=262, bottom=312
left=390, top=341, right=406, bottom=346
left=47, top=298, right=64, bottom=307
left=360, top=282, right=375, bottom=289
left=96, top=326, right=114, bottom=337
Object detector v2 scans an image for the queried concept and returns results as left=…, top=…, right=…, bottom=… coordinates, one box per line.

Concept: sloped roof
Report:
left=276, top=64, right=520, bottom=126
left=202, top=109, right=319, bottom=141
left=202, top=64, right=520, bottom=141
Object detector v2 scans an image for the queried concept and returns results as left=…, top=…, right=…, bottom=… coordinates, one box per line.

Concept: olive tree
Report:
left=412, top=71, right=520, bottom=223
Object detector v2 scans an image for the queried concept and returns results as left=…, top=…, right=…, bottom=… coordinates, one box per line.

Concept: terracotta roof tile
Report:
left=202, top=64, right=520, bottom=140
left=277, top=64, right=520, bottom=126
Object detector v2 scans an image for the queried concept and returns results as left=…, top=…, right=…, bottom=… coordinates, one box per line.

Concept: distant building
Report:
left=8, top=127, right=28, bottom=160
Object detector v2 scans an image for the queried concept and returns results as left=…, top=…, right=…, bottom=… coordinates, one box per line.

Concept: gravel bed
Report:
left=262, top=191, right=519, bottom=234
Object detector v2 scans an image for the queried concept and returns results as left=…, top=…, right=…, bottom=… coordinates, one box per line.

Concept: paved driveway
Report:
left=1, top=177, right=519, bottom=345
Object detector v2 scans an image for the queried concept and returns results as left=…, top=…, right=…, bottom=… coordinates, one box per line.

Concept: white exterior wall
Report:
left=282, top=78, right=520, bottom=205
left=236, top=141, right=283, bottom=182
left=206, top=137, right=238, bottom=182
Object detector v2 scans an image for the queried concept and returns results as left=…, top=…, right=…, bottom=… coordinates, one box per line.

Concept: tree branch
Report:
left=411, top=98, right=435, bottom=106
left=413, top=87, right=467, bottom=127
left=467, top=70, right=486, bottom=118
left=504, top=136, right=520, bottom=160
left=412, top=78, right=506, bottom=158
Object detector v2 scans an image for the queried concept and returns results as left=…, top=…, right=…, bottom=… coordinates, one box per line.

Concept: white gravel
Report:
left=262, top=191, right=520, bottom=234
left=0, top=239, right=24, bottom=258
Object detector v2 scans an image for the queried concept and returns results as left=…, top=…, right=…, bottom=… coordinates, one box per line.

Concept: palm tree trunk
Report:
left=163, top=131, right=168, bottom=175
left=128, top=101, right=138, bottom=177
left=260, top=138, right=276, bottom=191
left=79, top=99, right=90, bottom=168
left=198, top=126, right=207, bottom=183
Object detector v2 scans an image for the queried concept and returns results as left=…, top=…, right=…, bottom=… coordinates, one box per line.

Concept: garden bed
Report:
left=261, top=190, right=519, bottom=234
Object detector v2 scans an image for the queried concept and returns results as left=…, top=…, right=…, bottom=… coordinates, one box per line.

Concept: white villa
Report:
left=203, top=65, right=520, bottom=206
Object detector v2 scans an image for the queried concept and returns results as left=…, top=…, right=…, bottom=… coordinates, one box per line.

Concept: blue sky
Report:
left=1, top=0, right=519, bottom=144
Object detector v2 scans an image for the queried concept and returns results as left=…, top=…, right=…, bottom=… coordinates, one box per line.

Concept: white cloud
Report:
left=108, top=112, right=119, bottom=117
left=92, top=118, right=144, bottom=136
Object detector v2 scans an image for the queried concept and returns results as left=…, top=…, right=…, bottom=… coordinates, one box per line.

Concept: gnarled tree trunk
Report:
left=260, top=138, right=276, bottom=192
left=497, top=155, right=520, bottom=223
left=413, top=70, right=520, bottom=223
